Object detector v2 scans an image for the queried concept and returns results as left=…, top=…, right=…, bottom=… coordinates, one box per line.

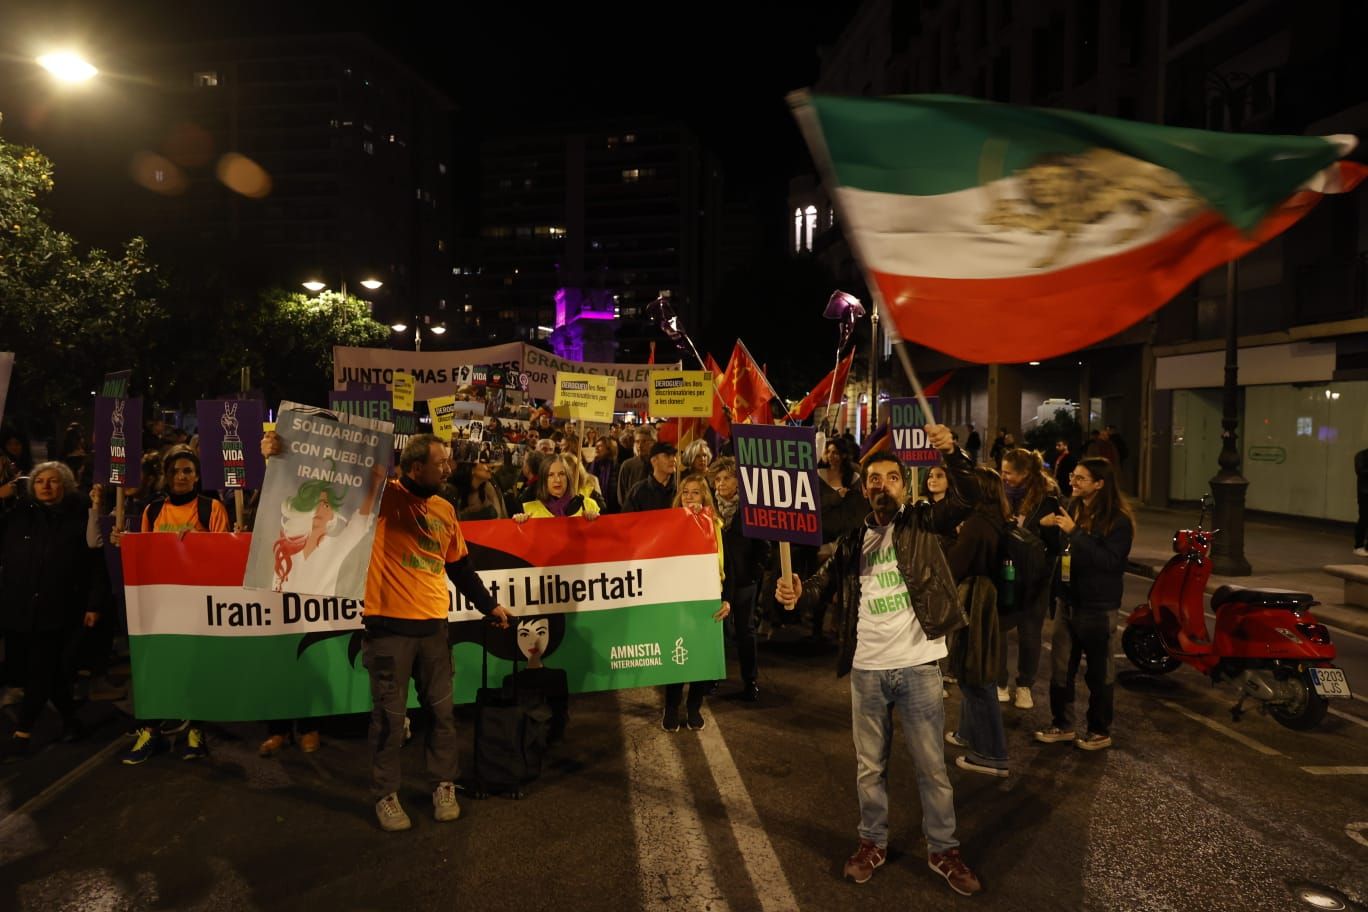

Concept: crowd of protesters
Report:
left=0, top=406, right=1137, bottom=900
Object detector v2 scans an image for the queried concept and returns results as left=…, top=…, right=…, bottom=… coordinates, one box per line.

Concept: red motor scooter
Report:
left=1122, top=497, right=1352, bottom=730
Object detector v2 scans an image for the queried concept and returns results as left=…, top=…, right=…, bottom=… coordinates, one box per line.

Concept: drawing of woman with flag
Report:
left=271, top=462, right=385, bottom=595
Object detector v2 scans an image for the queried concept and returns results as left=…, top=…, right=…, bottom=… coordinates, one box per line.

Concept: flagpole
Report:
left=788, top=89, right=936, bottom=425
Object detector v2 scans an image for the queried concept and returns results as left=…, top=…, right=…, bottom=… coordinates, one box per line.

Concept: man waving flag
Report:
left=789, top=92, right=1365, bottom=364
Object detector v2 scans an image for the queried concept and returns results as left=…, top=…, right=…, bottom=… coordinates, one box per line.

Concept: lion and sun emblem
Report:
left=979, top=144, right=1200, bottom=268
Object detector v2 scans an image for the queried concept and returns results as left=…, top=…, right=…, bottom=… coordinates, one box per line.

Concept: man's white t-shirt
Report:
left=851, top=520, right=947, bottom=671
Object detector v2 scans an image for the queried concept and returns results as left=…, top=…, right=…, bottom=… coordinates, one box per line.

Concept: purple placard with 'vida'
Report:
left=732, top=423, right=822, bottom=547
left=197, top=398, right=265, bottom=490
left=93, top=396, right=143, bottom=487
left=887, top=397, right=942, bottom=467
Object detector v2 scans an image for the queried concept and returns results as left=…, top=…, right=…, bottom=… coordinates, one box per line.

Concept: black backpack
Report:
left=997, top=522, right=1050, bottom=613
left=144, top=495, right=216, bottom=531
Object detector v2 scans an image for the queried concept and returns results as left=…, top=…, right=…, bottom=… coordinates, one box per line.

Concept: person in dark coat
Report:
left=711, top=457, right=770, bottom=700
left=0, top=462, right=102, bottom=761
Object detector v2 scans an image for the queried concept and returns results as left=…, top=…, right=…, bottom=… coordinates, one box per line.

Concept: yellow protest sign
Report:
left=554, top=371, right=617, bottom=423
left=392, top=371, right=415, bottom=412
left=262, top=422, right=276, bottom=434
left=648, top=370, right=713, bottom=418
left=428, top=395, right=457, bottom=438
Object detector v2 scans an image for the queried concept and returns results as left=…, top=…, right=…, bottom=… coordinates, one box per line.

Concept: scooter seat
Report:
left=1210, top=585, right=1316, bottom=611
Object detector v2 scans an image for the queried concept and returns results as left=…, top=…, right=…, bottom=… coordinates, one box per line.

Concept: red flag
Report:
left=790, top=349, right=856, bottom=421
left=922, top=370, right=954, bottom=398
left=720, top=341, right=774, bottom=425
left=647, top=341, right=656, bottom=365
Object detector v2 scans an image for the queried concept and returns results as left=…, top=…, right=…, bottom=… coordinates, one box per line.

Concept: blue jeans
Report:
left=956, top=682, right=1008, bottom=769
left=850, top=664, right=958, bottom=853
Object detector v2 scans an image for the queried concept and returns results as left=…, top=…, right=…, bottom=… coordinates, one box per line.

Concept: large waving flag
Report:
left=790, top=348, right=856, bottom=421
left=789, top=92, right=1365, bottom=363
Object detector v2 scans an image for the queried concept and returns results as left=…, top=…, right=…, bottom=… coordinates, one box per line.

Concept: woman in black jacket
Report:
left=711, top=458, right=770, bottom=701
left=0, top=462, right=102, bottom=761
left=1036, top=457, right=1134, bottom=751
left=944, top=467, right=1011, bottom=777
left=997, top=448, right=1062, bottom=710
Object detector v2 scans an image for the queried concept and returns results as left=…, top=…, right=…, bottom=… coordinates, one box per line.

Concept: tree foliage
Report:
left=0, top=134, right=162, bottom=430
left=227, top=289, right=391, bottom=407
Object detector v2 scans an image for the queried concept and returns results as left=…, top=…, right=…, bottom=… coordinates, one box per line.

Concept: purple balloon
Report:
left=823, top=290, right=866, bottom=322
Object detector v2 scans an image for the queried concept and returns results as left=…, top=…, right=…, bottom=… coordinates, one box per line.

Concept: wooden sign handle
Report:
left=114, top=487, right=126, bottom=532
left=233, top=489, right=246, bottom=532
left=779, top=541, right=794, bottom=611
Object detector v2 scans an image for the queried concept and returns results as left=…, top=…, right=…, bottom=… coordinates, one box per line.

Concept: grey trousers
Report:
left=361, top=627, right=459, bottom=800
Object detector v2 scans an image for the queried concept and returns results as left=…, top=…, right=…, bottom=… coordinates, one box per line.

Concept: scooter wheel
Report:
left=1268, top=669, right=1329, bottom=731
left=1122, top=624, right=1180, bottom=674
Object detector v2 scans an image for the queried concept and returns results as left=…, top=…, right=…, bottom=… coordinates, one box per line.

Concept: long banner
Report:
left=123, top=511, right=725, bottom=720
left=333, top=342, right=524, bottom=402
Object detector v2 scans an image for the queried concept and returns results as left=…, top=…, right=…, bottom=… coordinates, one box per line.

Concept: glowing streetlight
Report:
left=390, top=322, right=408, bottom=333
left=429, top=324, right=446, bottom=335
left=37, top=52, right=97, bottom=83
left=359, top=278, right=383, bottom=290
left=302, top=280, right=327, bottom=293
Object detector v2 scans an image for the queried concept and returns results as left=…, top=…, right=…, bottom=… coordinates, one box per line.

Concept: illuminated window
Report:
left=625, top=133, right=637, bottom=143
left=804, top=205, right=817, bottom=249
left=1296, top=417, right=1313, bottom=436
left=793, top=208, right=803, bottom=252
left=549, top=226, right=566, bottom=238
left=622, top=168, right=640, bottom=182
left=193, top=71, right=219, bottom=88
left=362, top=141, right=374, bottom=155
left=438, top=163, right=447, bottom=175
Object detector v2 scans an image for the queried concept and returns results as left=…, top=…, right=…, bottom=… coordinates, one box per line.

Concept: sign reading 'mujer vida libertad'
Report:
left=732, top=424, right=822, bottom=547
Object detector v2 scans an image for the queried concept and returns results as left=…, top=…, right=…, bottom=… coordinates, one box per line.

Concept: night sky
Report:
left=3, top=0, right=864, bottom=192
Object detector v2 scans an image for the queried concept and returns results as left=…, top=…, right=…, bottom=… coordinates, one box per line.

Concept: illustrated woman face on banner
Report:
left=517, top=617, right=551, bottom=668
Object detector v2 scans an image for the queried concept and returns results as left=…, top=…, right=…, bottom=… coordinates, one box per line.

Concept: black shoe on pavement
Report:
left=661, top=706, right=681, bottom=733
left=0, top=733, right=31, bottom=763
left=686, top=708, right=707, bottom=731
left=741, top=681, right=759, bottom=703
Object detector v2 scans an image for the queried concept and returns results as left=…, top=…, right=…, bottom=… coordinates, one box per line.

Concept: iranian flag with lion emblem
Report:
left=789, top=92, right=1365, bottom=363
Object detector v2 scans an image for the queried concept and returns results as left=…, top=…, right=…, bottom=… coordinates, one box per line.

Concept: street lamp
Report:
left=1206, top=71, right=1253, bottom=576
left=360, top=278, right=383, bottom=291
left=37, top=52, right=97, bottom=83
left=301, top=280, right=327, bottom=293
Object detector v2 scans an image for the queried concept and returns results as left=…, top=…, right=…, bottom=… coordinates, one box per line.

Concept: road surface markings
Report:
left=1329, top=708, right=1368, bottom=730
left=695, top=713, right=800, bottom=912
left=1346, top=822, right=1368, bottom=848
left=0, top=737, right=124, bottom=838
left=618, top=690, right=729, bottom=912
left=1157, top=700, right=1285, bottom=757
left=1299, top=766, right=1368, bottom=775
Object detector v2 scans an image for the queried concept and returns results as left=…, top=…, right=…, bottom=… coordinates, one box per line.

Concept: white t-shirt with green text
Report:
left=852, top=522, right=947, bottom=671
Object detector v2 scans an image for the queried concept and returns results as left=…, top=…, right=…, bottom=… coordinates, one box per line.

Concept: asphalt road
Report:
left=1, top=573, right=1365, bottom=912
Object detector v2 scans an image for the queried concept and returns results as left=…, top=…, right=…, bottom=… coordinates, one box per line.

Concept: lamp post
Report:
left=1206, top=71, right=1253, bottom=576
left=36, top=52, right=98, bottom=83
left=391, top=318, right=445, bottom=351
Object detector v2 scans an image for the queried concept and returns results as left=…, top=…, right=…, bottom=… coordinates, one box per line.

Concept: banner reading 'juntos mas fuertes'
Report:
left=122, top=510, right=724, bottom=721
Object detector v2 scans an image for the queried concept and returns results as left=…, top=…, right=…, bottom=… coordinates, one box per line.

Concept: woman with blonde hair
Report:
left=662, top=473, right=730, bottom=731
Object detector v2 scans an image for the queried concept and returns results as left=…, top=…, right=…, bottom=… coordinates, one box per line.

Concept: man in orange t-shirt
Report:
left=264, top=431, right=510, bottom=832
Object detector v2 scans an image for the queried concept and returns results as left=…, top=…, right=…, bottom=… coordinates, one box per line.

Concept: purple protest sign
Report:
left=887, top=397, right=941, bottom=467
left=733, top=424, right=822, bottom=547
left=197, top=399, right=265, bottom=490
left=93, top=396, right=142, bottom=487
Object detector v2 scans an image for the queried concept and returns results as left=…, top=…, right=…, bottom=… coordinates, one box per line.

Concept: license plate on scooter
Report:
left=1309, top=667, right=1352, bottom=699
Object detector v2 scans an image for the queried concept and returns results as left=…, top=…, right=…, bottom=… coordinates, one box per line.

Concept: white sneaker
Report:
left=433, top=781, right=461, bottom=822
left=375, top=792, right=412, bottom=832
left=996, top=687, right=1010, bottom=703
left=1354, top=547, right=1368, bottom=558
left=1013, top=686, right=1034, bottom=710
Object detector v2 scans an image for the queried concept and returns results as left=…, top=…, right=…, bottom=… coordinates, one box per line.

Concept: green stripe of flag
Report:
left=801, top=93, right=1346, bottom=232
left=130, top=599, right=726, bottom=720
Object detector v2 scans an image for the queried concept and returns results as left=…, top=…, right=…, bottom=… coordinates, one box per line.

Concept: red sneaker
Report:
left=928, top=848, right=982, bottom=896
left=843, top=839, right=886, bottom=884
